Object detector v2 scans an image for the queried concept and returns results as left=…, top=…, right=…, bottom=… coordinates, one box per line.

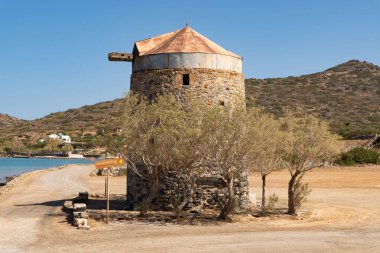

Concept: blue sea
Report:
left=0, top=158, right=94, bottom=182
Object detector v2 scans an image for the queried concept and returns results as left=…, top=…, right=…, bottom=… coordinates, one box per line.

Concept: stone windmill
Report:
left=108, top=25, right=248, bottom=210
left=109, top=24, right=245, bottom=107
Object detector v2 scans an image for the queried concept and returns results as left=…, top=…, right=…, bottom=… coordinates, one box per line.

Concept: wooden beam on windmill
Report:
left=108, top=52, right=133, bottom=62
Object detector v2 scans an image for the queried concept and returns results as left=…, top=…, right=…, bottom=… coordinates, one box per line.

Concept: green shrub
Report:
left=264, top=193, right=279, bottom=212
left=336, top=147, right=380, bottom=165
left=294, top=182, right=311, bottom=210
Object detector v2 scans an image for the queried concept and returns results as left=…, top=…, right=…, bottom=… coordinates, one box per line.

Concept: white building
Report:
left=59, top=134, right=71, bottom=144
left=48, top=133, right=71, bottom=144
left=48, top=134, right=59, bottom=140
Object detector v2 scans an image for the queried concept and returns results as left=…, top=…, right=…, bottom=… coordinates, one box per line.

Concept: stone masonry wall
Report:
left=130, top=68, right=245, bottom=108
left=127, top=68, right=248, bottom=211
left=126, top=167, right=249, bottom=211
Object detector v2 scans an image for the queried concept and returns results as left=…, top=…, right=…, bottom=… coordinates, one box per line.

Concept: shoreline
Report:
left=0, top=164, right=92, bottom=199
left=0, top=155, right=93, bottom=159
left=0, top=157, right=94, bottom=183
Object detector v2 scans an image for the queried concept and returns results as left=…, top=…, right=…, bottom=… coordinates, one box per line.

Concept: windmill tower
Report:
left=109, top=25, right=245, bottom=107
left=108, top=25, right=248, bottom=210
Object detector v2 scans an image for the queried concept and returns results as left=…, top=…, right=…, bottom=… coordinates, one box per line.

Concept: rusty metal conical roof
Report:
left=134, top=25, right=241, bottom=59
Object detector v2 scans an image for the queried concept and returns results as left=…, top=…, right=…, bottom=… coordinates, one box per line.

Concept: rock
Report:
left=4, top=176, right=15, bottom=183
left=73, top=211, right=89, bottom=219
left=78, top=192, right=89, bottom=202
left=190, top=205, right=203, bottom=214
left=63, top=200, right=73, bottom=212
left=73, top=203, right=87, bottom=212
left=74, top=218, right=90, bottom=230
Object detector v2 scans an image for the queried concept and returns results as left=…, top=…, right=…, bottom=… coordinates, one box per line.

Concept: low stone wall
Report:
left=90, top=167, right=127, bottom=177
left=0, top=168, right=51, bottom=198
left=126, top=168, right=249, bottom=211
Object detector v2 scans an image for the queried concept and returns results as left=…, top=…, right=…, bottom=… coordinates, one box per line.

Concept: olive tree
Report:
left=248, top=110, right=288, bottom=210
left=282, top=113, right=340, bottom=215
left=202, top=105, right=255, bottom=220
left=168, top=99, right=209, bottom=217
left=121, top=93, right=188, bottom=216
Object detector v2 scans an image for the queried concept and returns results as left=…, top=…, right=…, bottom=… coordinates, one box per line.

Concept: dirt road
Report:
left=1, top=165, right=380, bottom=252
left=0, top=165, right=95, bottom=252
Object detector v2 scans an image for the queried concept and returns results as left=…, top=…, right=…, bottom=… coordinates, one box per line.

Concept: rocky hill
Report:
left=246, top=60, right=380, bottom=138
left=0, top=60, right=379, bottom=145
left=0, top=114, right=25, bottom=130
left=0, top=99, right=124, bottom=142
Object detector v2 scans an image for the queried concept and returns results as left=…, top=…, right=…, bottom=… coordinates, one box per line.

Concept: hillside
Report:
left=0, top=60, right=379, bottom=147
left=0, top=99, right=124, bottom=141
left=0, top=114, right=25, bottom=130
left=246, top=60, right=380, bottom=138
left=31, top=99, right=125, bottom=134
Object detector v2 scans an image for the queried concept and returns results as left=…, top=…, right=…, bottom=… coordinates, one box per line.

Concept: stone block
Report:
left=74, top=218, right=90, bottom=230
left=73, top=203, right=87, bottom=212
left=73, top=211, right=89, bottom=219
left=78, top=192, right=89, bottom=202
left=63, top=201, right=73, bottom=212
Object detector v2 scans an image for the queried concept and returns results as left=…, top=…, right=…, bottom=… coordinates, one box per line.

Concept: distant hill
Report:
left=246, top=60, right=380, bottom=138
left=0, top=99, right=124, bottom=140
left=1, top=60, right=379, bottom=145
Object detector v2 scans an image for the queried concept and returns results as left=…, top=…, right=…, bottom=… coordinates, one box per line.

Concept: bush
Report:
left=263, top=193, right=279, bottom=212
left=336, top=147, right=380, bottom=165
left=294, top=182, right=311, bottom=210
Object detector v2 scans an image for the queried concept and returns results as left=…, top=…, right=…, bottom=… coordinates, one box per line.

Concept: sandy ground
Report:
left=0, top=165, right=380, bottom=252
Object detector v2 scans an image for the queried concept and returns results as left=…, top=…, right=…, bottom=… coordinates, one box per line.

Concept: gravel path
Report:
left=0, top=165, right=95, bottom=252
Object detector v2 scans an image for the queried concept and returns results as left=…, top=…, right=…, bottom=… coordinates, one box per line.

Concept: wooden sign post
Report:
left=106, top=167, right=110, bottom=224
left=95, top=158, right=125, bottom=224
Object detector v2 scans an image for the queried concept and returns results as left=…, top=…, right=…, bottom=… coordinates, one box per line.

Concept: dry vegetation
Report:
left=246, top=60, right=380, bottom=138
left=118, top=93, right=340, bottom=218
left=0, top=99, right=124, bottom=137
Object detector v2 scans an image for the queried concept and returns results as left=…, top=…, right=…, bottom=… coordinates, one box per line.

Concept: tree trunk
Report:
left=173, top=171, right=197, bottom=217
left=174, top=180, right=186, bottom=217
left=261, top=174, right=267, bottom=210
left=139, top=173, right=158, bottom=217
left=219, top=177, right=235, bottom=220
left=287, top=174, right=297, bottom=215
left=174, top=180, right=195, bottom=218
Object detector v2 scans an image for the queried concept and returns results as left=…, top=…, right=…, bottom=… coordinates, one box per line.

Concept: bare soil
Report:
left=1, top=165, right=380, bottom=252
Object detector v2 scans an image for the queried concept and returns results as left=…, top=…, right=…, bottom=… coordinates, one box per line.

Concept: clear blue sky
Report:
left=0, top=0, right=379, bottom=120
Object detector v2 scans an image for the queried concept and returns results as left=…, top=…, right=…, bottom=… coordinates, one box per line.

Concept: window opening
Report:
left=183, top=74, right=190, bottom=86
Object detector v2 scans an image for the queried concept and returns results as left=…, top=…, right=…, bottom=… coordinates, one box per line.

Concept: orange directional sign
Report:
left=95, top=158, right=125, bottom=169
